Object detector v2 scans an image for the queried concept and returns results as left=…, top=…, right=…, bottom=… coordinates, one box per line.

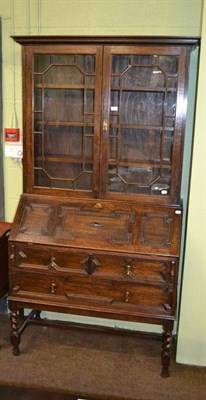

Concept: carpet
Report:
left=0, top=314, right=205, bottom=400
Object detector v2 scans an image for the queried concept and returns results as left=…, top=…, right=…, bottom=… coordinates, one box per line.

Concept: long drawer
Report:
left=10, top=243, right=178, bottom=287
left=11, top=270, right=176, bottom=317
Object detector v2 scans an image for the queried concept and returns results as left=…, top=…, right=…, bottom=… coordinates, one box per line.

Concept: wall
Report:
left=0, top=18, right=4, bottom=219
left=0, top=0, right=202, bottom=222
left=0, top=0, right=204, bottom=365
left=176, top=0, right=206, bottom=366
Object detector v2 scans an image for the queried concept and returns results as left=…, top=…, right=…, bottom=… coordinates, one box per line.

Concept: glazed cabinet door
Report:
left=100, top=45, right=189, bottom=204
left=22, top=41, right=190, bottom=203
left=23, top=45, right=103, bottom=197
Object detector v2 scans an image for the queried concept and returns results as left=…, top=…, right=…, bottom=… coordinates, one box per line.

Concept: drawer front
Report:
left=11, top=244, right=178, bottom=287
left=11, top=270, right=176, bottom=317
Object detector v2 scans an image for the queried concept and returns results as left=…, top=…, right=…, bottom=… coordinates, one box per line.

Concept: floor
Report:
left=0, top=385, right=101, bottom=400
left=1, top=298, right=205, bottom=400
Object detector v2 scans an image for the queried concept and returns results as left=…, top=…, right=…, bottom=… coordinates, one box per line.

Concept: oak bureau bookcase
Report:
left=8, top=36, right=199, bottom=377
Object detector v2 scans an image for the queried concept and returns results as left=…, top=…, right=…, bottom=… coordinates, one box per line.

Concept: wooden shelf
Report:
left=110, top=124, right=174, bottom=132
left=35, top=155, right=93, bottom=164
left=35, top=84, right=95, bottom=90
left=108, top=160, right=171, bottom=168
left=111, top=86, right=177, bottom=93
left=34, top=121, right=94, bottom=127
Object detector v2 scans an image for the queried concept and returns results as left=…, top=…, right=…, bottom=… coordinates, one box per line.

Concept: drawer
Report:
left=11, top=271, right=176, bottom=316
left=11, top=244, right=178, bottom=286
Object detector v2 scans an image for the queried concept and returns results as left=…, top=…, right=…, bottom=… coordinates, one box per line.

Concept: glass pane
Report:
left=35, top=54, right=96, bottom=75
left=122, top=66, right=165, bottom=87
left=165, top=93, right=176, bottom=117
left=34, top=54, right=51, bottom=73
left=44, top=89, right=84, bottom=122
left=85, top=90, right=94, bottom=113
left=110, top=115, right=118, bottom=124
left=85, top=115, right=94, bottom=123
left=77, top=55, right=95, bottom=74
left=86, top=76, right=95, bottom=86
left=111, top=90, right=119, bottom=110
left=133, top=55, right=156, bottom=65
left=109, top=127, right=118, bottom=136
left=51, top=180, right=73, bottom=190
left=151, top=176, right=170, bottom=195
left=159, top=56, right=178, bottom=75
left=107, top=172, right=125, bottom=193
left=85, top=137, right=93, bottom=160
left=163, top=140, right=173, bottom=163
left=167, top=77, right=177, bottom=89
left=74, top=172, right=92, bottom=190
left=34, top=88, right=42, bottom=110
left=165, top=118, right=175, bottom=128
left=43, top=65, right=84, bottom=85
left=85, top=126, right=94, bottom=135
left=119, top=129, right=162, bottom=163
left=127, top=185, right=150, bottom=194
left=112, top=55, right=129, bottom=74
left=43, top=162, right=82, bottom=180
left=109, top=137, right=117, bottom=160
left=43, top=126, right=83, bottom=159
left=34, top=133, right=42, bottom=159
left=52, top=54, right=76, bottom=64
left=34, top=169, right=51, bottom=187
left=34, top=75, right=42, bottom=85
left=117, top=166, right=155, bottom=184
left=111, top=76, right=119, bottom=87
left=121, top=92, right=164, bottom=126
left=34, top=113, right=42, bottom=132
left=107, top=165, right=171, bottom=195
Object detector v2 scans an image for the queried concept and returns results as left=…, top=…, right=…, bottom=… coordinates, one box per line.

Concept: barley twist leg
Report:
left=161, top=326, right=172, bottom=377
left=10, top=311, right=21, bottom=356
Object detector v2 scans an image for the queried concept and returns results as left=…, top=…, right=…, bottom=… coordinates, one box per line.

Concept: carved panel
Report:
left=139, top=214, right=173, bottom=247
left=121, top=257, right=176, bottom=285
left=81, top=254, right=101, bottom=275
left=18, top=203, right=54, bottom=236
left=55, top=205, right=135, bottom=244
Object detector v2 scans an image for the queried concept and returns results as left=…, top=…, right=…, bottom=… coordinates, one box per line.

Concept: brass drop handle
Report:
left=103, top=119, right=108, bottom=133
left=124, top=290, right=130, bottom=303
left=50, top=283, right=57, bottom=294
left=123, top=265, right=133, bottom=278
left=48, top=256, right=59, bottom=270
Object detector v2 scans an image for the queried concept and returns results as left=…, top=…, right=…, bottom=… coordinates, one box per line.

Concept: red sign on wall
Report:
left=4, top=128, right=20, bottom=142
